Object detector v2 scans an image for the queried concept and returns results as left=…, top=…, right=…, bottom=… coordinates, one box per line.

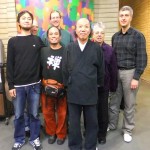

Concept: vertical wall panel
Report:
left=0, top=0, right=17, bottom=63
left=94, top=0, right=119, bottom=44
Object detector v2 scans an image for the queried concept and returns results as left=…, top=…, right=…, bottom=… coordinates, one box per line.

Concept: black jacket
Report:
left=62, top=40, right=104, bottom=105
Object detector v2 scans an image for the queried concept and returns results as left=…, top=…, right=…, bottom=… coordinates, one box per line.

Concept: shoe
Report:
left=25, top=130, right=30, bottom=137
left=48, top=135, right=56, bottom=144
left=123, top=133, right=132, bottom=143
left=29, top=138, right=42, bottom=150
left=57, top=138, right=65, bottom=145
left=107, top=127, right=110, bottom=132
left=98, top=137, right=106, bottom=144
left=12, top=142, right=25, bottom=150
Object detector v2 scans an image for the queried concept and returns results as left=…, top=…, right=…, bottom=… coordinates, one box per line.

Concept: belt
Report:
left=118, top=67, right=135, bottom=70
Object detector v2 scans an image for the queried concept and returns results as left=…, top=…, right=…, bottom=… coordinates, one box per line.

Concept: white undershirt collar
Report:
left=77, top=39, right=88, bottom=52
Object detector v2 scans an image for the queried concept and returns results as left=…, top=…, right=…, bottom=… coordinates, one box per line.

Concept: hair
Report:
left=47, top=26, right=61, bottom=37
left=17, top=10, right=33, bottom=23
left=92, top=22, right=106, bottom=33
left=119, top=6, right=133, bottom=16
left=49, top=10, right=62, bottom=20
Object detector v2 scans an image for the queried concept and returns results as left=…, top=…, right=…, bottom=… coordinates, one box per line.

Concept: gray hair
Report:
left=119, top=6, right=133, bottom=16
left=92, top=22, right=106, bottom=33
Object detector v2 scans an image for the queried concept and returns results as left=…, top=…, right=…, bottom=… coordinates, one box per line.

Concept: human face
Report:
left=93, top=27, right=105, bottom=45
left=50, top=12, right=61, bottom=27
left=119, top=10, right=132, bottom=29
left=75, top=18, right=91, bottom=43
left=31, top=25, right=38, bottom=35
left=47, top=27, right=61, bottom=44
left=18, top=12, right=32, bottom=31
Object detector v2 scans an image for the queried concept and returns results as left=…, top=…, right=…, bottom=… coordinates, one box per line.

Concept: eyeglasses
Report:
left=51, top=16, right=60, bottom=20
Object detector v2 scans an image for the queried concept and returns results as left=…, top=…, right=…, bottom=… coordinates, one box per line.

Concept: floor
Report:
left=0, top=81, right=150, bottom=150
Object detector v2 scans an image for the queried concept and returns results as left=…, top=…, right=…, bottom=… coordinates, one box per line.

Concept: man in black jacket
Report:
left=63, top=18, right=104, bottom=150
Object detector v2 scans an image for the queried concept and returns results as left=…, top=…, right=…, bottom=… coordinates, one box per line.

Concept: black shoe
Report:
left=48, top=135, right=56, bottom=144
left=57, top=138, right=65, bottom=145
left=25, top=130, right=30, bottom=137
left=98, top=137, right=106, bottom=144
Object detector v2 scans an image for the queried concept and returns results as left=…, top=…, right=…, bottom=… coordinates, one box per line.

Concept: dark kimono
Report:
left=62, top=40, right=104, bottom=105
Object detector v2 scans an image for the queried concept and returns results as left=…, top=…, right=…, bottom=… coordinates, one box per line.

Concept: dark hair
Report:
left=17, top=10, right=33, bottom=23
left=47, top=26, right=61, bottom=37
left=49, top=10, right=61, bottom=20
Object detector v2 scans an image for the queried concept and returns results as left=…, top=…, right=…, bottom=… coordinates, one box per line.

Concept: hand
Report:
left=9, top=89, right=16, bottom=99
left=130, top=79, right=139, bottom=89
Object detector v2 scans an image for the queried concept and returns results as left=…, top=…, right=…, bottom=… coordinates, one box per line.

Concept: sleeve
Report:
left=39, top=37, right=45, bottom=48
left=70, top=33, right=74, bottom=43
left=41, top=32, right=49, bottom=47
left=6, top=38, right=15, bottom=90
left=97, top=45, right=105, bottom=87
left=134, top=33, right=147, bottom=80
left=109, top=49, right=118, bottom=92
left=62, top=46, right=69, bottom=87
left=40, top=48, right=44, bottom=79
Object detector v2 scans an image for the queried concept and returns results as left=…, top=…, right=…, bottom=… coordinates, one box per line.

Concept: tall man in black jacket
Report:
left=63, top=18, right=104, bottom=150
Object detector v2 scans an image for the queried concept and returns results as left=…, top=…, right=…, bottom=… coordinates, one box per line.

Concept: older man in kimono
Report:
left=63, top=18, right=104, bottom=150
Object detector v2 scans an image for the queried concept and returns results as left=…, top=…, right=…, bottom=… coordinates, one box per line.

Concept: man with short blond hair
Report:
left=108, top=6, right=147, bottom=143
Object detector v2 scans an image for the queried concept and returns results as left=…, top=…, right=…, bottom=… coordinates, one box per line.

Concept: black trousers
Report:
left=97, top=88, right=109, bottom=138
left=68, top=103, right=98, bottom=150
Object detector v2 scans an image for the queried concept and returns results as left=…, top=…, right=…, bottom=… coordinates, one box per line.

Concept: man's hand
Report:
left=9, top=89, right=16, bottom=99
left=130, top=79, right=139, bottom=89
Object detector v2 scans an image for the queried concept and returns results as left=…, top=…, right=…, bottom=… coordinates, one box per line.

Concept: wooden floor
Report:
left=0, top=80, right=150, bottom=150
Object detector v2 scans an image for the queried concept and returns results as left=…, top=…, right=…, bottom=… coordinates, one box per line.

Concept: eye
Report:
left=54, top=32, right=59, bottom=35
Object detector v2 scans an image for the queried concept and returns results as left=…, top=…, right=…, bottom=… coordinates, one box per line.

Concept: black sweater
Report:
left=7, top=35, right=44, bottom=90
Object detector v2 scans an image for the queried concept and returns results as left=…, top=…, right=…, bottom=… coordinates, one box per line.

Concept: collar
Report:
left=77, top=39, right=88, bottom=52
left=118, top=27, right=133, bottom=35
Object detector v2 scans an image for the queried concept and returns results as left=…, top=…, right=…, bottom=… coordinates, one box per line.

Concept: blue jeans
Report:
left=13, top=83, right=41, bottom=143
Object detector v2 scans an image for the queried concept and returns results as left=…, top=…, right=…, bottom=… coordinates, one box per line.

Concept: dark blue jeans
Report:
left=12, top=83, right=41, bottom=144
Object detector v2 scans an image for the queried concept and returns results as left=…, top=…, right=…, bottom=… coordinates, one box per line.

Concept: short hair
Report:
left=119, top=6, right=133, bottom=16
left=49, top=10, right=61, bottom=20
left=47, top=26, right=61, bottom=37
left=17, top=10, right=33, bottom=23
left=92, top=22, right=106, bottom=33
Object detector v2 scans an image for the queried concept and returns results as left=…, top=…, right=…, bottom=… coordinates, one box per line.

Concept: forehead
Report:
left=76, top=19, right=90, bottom=26
left=21, top=12, right=32, bottom=18
left=119, top=10, right=131, bottom=15
left=93, top=27, right=104, bottom=33
left=49, top=27, right=59, bottom=33
left=51, top=12, right=60, bottom=17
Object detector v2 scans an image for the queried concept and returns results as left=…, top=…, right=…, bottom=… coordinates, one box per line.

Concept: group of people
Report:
left=6, top=5, right=147, bottom=150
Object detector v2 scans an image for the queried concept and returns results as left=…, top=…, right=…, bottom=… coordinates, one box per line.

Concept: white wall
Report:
left=0, top=0, right=17, bottom=63
left=94, top=0, right=119, bottom=44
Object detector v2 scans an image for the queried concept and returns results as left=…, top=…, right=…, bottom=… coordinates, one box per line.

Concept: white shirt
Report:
left=77, top=39, right=88, bottom=52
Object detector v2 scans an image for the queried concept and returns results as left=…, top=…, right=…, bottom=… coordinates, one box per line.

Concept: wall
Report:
left=94, top=0, right=119, bottom=44
left=0, top=0, right=119, bottom=63
left=120, top=0, right=150, bottom=82
left=0, top=0, right=17, bottom=63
